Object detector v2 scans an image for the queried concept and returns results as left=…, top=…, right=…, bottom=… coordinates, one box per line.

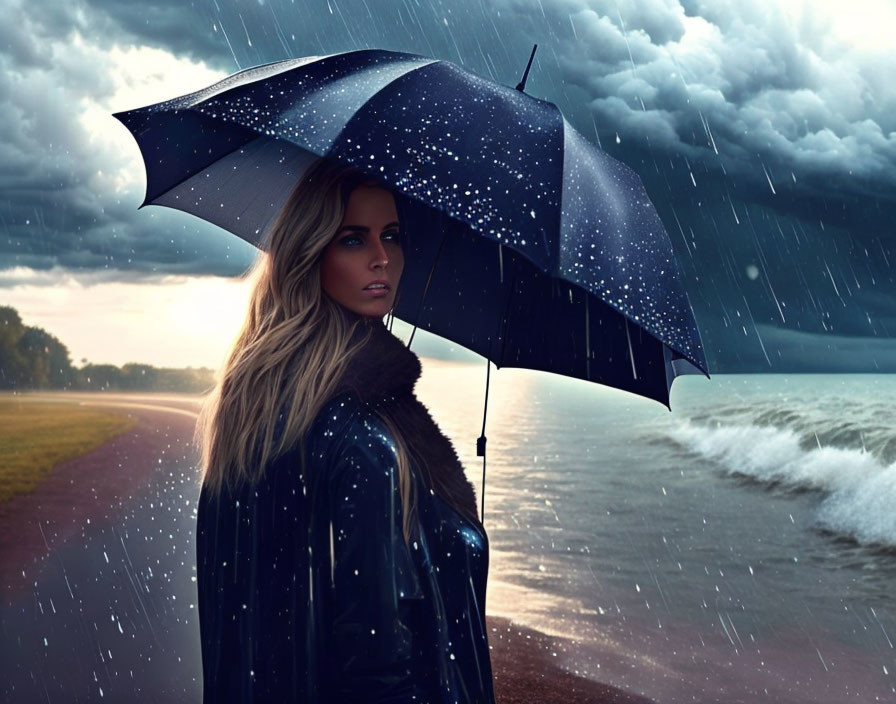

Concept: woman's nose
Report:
left=369, top=239, right=388, bottom=269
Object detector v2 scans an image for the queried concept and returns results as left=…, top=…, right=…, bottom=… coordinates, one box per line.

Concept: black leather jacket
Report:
left=196, top=389, right=496, bottom=702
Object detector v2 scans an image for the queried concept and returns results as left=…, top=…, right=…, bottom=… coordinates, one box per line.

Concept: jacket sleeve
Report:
left=326, top=403, right=431, bottom=703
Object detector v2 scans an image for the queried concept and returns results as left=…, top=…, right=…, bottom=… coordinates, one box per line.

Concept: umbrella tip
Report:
left=515, top=44, right=538, bottom=93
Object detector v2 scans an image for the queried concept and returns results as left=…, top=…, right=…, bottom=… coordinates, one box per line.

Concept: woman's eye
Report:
left=337, top=231, right=399, bottom=247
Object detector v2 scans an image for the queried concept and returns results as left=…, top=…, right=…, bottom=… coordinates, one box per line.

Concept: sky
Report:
left=1, top=0, right=894, bottom=372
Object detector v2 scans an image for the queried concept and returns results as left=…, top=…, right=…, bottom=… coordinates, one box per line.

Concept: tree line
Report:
left=0, top=305, right=215, bottom=393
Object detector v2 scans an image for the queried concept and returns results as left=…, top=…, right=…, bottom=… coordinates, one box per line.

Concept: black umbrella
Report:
left=114, top=47, right=710, bottom=517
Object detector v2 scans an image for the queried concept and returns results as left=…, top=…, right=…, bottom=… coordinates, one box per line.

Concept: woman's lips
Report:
left=362, top=285, right=390, bottom=297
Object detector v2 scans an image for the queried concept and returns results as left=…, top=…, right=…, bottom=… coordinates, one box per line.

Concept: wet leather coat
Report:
left=196, top=318, right=496, bottom=702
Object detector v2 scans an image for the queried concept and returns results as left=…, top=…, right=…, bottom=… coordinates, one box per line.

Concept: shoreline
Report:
left=488, top=614, right=654, bottom=703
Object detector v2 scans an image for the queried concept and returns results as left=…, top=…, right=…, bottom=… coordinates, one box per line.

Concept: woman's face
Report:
left=321, top=185, right=404, bottom=318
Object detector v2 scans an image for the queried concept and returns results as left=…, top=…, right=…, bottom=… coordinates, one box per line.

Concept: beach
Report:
left=488, top=615, right=652, bottom=703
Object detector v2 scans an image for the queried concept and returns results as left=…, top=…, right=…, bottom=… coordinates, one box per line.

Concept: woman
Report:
left=194, top=156, right=496, bottom=703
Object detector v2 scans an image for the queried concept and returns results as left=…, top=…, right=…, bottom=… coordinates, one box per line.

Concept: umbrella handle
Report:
left=515, top=44, right=538, bottom=93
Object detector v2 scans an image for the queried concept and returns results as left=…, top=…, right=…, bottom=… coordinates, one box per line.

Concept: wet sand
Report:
left=488, top=615, right=653, bottom=703
left=1, top=393, right=652, bottom=703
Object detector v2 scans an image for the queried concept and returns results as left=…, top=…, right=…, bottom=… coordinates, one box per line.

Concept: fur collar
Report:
left=336, top=317, right=421, bottom=402
left=335, top=317, right=481, bottom=528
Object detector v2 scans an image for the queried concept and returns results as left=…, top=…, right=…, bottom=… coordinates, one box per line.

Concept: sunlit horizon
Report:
left=3, top=273, right=252, bottom=369
left=2, top=272, right=488, bottom=369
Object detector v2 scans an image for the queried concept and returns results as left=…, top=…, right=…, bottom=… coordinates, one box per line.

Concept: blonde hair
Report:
left=194, top=157, right=418, bottom=544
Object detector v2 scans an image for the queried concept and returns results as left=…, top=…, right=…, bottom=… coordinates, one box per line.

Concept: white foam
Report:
left=669, top=420, right=896, bottom=547
left=817, top=466, right=896, bottom=546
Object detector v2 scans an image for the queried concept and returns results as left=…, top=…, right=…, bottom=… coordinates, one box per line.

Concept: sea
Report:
left=416, top=362, right=896, bottom=704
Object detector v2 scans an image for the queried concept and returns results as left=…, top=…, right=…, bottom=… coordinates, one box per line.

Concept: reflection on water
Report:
left=417, top=362, right=896, bottom=703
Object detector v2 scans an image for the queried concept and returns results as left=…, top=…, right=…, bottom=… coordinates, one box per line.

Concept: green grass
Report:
left=0, top=399, right=138, bottom=504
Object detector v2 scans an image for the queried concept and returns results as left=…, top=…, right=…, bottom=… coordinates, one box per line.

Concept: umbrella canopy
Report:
left=114, top=48, right=709, bottom=410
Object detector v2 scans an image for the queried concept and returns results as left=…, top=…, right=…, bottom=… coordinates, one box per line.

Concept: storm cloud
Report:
left=539, top=0, right=896, bottom=204
left=0, top=0, right=258, bottom=279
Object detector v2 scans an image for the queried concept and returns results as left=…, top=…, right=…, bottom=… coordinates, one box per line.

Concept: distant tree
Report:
left=0, top=306, right=29, bottom=388
left=46, top=334, right=74, bottom=388
left=17, top=328, right=50, bottom=387
left=156, top=367, right=216, bottom=393
left=120, top=363, right=159, bottom=390
left=17, top=327, right=73, bottom=389
left=2, top=304, right=215, bottom=393
left=75, top=364, right=123, bottom=390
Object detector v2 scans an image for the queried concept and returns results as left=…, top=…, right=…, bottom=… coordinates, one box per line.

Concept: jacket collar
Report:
left=337, top=316, right=421, bottom=401
left=333, top=311, right=483, bottom=528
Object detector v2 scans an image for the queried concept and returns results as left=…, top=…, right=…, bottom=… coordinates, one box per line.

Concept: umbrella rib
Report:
left=407, top=227, right=448, bottom=349
left=498, top=244, right=504, bottom=284
left=335, top=58, right=439, bottom=148
left=497, top=268, right=517, bottom=368
left=625, top=318, right=638, bottom=380
left=585, top=295, right=591, bottom=381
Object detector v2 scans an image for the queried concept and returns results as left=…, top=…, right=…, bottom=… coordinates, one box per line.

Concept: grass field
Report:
left=0, top=398, right=138, bottom=504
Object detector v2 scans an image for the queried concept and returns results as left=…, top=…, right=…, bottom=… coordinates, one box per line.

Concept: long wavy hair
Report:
left=194, top=156, right=418, bottom=544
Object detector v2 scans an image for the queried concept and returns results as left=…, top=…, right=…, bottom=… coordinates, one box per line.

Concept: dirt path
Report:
left=0, top=397, right=200, bottom=595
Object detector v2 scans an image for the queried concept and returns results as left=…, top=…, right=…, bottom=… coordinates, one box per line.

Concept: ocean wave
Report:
left=667, top=420, right=896, bottom=548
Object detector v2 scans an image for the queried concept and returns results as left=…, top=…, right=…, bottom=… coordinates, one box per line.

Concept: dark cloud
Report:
left=1, top=0, right=894, bottom=372
left=0, top=199, right=256, bottom=278
left=22, top=0, right=229, bottom=69
left=551, top=2, right=896, bottom=196
left=752, top=325, right=896, bottom=373
left=0, top=0, right=256, bottom=277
